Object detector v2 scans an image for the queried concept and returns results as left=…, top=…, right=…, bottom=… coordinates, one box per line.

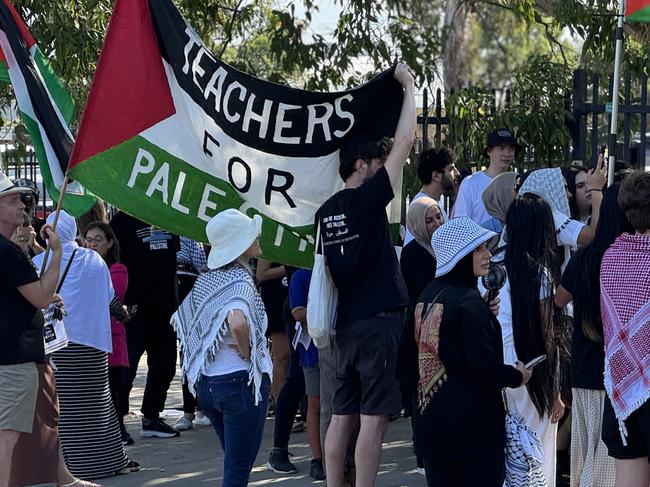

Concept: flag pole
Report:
left=39, top=175, right=71, bottom=276
left=607, top=0, right=626, bottom=186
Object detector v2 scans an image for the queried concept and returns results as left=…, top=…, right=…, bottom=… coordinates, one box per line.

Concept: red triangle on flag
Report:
left=69, top=0, right=174, bottom=168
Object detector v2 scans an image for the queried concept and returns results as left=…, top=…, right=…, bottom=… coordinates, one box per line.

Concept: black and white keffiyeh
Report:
left=172, top=263, right=269, bottom=404
left=518, top=167, right=571, bottom=216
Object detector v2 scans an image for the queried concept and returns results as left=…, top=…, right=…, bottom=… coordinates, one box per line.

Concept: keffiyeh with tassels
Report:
left=172, top=264, right=270, bottom=405
left=601, top=233, right=650, bottom=441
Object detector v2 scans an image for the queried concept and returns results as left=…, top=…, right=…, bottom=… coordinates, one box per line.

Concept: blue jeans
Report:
left=198, top=371, right=270, bottom=486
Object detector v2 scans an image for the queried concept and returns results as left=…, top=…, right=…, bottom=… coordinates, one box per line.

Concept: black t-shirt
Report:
left=316, top=166, right=408, bottom=326
left=561, top=248, right=605, bottom=390
left=259, top=262, right=289, bottom=328
left=110, top=212, right=180, bottom=314
left=0, top=235, right=45, bottom=365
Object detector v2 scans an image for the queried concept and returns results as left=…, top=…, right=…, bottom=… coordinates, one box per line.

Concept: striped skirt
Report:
left=570, top=388, right=616, bottom=487
left=53, top=342, right=128, bottom=479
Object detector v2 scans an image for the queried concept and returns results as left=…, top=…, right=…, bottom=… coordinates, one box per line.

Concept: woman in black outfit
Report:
left=398, top=196, right=444, bottom=473
left=401, top=196, right=444, bottom=298
left=413, top=217, right=531, bottom=487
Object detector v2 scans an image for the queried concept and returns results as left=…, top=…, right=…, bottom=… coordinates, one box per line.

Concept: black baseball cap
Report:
left=484, top=128, right=522, bottom=158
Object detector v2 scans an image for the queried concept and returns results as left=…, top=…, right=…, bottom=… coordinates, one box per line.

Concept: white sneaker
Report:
left=193, top=414, right=211, bottom=427
left=416, top=467, right=425, bottom=476
left=174, top=416, right=194, bottom=431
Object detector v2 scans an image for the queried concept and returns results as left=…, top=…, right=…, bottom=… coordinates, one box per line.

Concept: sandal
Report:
left=116, top=459, right=141, bottom=475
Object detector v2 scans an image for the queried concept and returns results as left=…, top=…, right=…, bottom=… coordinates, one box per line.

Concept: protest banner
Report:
left=68, top=0, right=404, bottom=267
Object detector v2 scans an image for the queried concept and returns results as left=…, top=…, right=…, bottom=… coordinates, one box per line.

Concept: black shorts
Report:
left=602, top=394, right=650, bottom=460
left=265, top=297, right=290, bottom=336
left=332, top=312, right=403, bottom=416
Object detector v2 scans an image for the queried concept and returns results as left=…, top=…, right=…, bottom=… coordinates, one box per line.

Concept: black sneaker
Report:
left=310, top=458, right=326, bottom=481
left=121, top=430, right=135, bottom=446
left=266, top=448, right=297, bottom=474
left=141, top=418, right=180, bottom=438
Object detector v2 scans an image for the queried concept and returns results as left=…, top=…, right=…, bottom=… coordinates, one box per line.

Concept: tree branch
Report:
left=217, top=0, right=246, bottom=59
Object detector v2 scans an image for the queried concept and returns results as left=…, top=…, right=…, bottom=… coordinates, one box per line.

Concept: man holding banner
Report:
left=317, top=62, right=415, bottom=487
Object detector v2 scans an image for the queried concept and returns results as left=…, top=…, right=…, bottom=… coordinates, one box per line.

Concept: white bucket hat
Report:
left=206, top=209, right=263, bottom=269
left=0, top=171, right=29, bottom=198
left=431, top=217, right=497, bottom=277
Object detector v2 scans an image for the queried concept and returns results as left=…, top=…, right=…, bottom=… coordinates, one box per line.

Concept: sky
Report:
left=286, top=0, right=341, bottom=40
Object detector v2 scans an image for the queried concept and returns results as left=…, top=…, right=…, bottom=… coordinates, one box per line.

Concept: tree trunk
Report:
left=442, top=0, right=472, bottom=97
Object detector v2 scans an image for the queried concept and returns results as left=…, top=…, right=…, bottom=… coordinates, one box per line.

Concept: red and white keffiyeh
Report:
left=601, top=233, right=650, bottom=441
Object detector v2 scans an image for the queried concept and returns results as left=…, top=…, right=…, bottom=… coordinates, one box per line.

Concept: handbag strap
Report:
left=56, top=248, right=78, bottom=294
left=418, top=286, right=448, bottom=324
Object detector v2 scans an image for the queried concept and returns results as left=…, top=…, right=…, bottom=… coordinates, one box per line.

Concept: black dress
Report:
left=413, top=276, right=522, bottom=483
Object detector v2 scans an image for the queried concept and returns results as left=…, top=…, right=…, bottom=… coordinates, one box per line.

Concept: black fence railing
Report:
left=570, top=69, right=648, bottom=168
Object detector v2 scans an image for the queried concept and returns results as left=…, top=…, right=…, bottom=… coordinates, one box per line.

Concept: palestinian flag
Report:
left=627, top=0, right=650, bottom=22
left=0, top=0, right=96, bottom=216
left=68, top=0, right=404, bottom=268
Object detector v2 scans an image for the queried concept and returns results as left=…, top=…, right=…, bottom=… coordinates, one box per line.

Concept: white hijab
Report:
left=33, top=210, right=114, bottom=353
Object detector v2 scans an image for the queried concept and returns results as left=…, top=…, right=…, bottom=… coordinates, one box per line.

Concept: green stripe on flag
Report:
left=33, top=47, right=74, bottom=124
left=627, top=5, right=650, bottom=21
left=69, top=135, right=317, bottom=268
left=0, top=60, right=9, bottom=84
left=22, top=112, right=96, bottom=216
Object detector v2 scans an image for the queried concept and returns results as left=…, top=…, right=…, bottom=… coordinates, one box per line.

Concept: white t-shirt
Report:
left=451, top=171, right=493, bottom=224
left=403, top=191, right=449, bottom=245
left=204, top=329, right=273, bottom=378
left=552, top=209, right=585, bottom=273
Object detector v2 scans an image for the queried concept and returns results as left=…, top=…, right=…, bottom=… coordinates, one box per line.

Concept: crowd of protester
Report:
left=2, top=61, right=650, bottom=487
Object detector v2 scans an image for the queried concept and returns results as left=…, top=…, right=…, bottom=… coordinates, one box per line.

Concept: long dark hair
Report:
left=84, top=221, right=121, bottom=267
left=574, top=183, right=633, bottom=341
left=505, top=193, right=561, bottom=418
left=562, top=166, right=587, bottom=220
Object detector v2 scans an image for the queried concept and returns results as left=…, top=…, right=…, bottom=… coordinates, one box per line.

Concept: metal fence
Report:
left=571, top=68, right=649, bottom=169
left=418, top=70, right=650, bottom=171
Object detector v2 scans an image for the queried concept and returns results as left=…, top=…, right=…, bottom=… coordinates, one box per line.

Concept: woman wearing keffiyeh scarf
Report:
left=599, top=171, right=650, bottom=487
left=172, top=209, right=272, bottom=487
left=518, top=164, right=606, bottom=254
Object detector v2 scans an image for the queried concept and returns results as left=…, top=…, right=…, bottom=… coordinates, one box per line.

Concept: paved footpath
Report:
left=103, top=355, right=427, bottom=487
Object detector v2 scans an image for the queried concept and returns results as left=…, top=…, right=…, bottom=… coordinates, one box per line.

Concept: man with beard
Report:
left=452, top=128, right=519, bottom=224
left=404, top=147, right=459, bottom=245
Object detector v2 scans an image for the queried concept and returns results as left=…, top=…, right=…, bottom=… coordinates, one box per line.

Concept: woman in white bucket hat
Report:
left=172, top=209, right=272, bottom=486
left=411, top=217, right=532, bottom=486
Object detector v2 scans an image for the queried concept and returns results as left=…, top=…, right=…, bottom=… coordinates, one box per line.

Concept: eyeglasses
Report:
left=84, top=236, right=106, bottom=244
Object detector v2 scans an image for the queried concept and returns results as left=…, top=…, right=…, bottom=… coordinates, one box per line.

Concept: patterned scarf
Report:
left=518, top=168, right=571, bottom=217
left=414, top=289, right=448, bottom=412
left=172, top=263, right=269, bottom=404
left=601, top=233, right=650, bottom=441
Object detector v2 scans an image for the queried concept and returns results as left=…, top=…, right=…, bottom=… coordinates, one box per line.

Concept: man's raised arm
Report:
left=384, top=63, right=416, bottom=188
